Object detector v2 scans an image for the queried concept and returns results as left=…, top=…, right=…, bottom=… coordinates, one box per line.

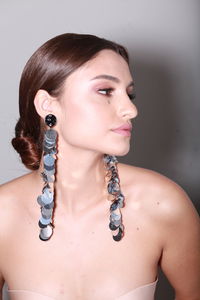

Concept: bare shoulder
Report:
left=0, top=172, right=37, bottom=230
left=0, top=174, right=37, bottom=289
left=119, top=163, right=200, bottom=297
left=0, top=172, right=34, bottom=203
left=118, top=162, right=199, bottom=223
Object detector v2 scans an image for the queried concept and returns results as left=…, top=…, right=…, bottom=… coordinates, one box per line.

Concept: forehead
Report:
left=67, top=49, right=132, bottom=83
left=83, top=49, right=130, bottom=75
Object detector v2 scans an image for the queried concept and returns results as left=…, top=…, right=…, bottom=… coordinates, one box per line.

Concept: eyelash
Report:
left=98, top=88, right=136, bottom=101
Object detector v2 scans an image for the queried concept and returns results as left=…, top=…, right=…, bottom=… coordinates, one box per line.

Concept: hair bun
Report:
left=11, top=135, right=40, bottom=170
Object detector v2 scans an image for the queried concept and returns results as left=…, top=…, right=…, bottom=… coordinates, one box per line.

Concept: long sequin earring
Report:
left=37, top=114, right=57, bottom=241
left=104, top=154, right=125, bottom=241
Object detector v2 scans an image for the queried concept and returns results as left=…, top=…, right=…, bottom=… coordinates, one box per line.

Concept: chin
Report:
left=104, top=145, right=130, bottom=157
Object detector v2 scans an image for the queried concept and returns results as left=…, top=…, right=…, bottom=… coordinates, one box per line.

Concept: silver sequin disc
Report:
left=39, top=225, right=53, bottom=241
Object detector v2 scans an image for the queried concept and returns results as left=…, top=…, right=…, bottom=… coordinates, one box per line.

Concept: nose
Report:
left=117, top=98, right=138, bottom=121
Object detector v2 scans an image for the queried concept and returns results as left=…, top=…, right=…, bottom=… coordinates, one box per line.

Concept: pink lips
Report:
left=112, top=123, right=132, bottom=136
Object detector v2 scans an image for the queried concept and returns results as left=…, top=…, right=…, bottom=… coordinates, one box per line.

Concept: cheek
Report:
left=59, top=100, right=111, bottom=142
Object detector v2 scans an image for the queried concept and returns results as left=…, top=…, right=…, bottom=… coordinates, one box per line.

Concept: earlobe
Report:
left=34, top=89, right=55, bottom=118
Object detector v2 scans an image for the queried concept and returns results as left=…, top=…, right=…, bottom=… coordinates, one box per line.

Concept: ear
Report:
left=34, top=89, right=57, bottom=119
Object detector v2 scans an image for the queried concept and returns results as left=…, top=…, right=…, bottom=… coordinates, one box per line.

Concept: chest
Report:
left=3, top=218, right=160, bottom=300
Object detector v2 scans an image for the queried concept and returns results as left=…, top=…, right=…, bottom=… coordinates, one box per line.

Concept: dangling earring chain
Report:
left=37, top=117, right=124, bottom=241
left=37, top=114, right=57, bottom=241
left=104, top=154, right=125, bottom=241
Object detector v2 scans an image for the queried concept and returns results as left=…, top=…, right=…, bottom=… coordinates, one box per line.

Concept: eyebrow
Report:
left=90, top=74, right=134, bottom=88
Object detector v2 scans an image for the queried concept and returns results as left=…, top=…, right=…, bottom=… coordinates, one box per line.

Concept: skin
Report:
left=0, top=50, right=199, bottom=300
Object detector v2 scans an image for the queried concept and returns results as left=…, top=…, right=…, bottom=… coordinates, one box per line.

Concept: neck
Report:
left=37, top=144, right=109, bottom=215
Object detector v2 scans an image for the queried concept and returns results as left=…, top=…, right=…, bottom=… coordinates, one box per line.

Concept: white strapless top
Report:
left=6, top=279, right=158, bottom=300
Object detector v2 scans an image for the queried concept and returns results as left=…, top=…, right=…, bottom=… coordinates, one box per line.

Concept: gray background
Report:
left=0, top=0, right=199, bottom=299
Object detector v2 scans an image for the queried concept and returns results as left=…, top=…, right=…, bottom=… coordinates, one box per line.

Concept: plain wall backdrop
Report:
left=0, top=1, right=199, bottom=299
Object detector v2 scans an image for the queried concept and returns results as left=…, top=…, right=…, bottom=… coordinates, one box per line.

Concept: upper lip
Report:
left=112, top=123, right=132, bottom=131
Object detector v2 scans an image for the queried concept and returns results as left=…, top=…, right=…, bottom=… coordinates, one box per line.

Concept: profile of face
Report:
left=50, top=49, right=138, bottom=157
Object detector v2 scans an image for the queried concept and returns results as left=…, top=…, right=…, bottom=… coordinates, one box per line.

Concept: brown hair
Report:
left=11, top=33, right=129, bottom=170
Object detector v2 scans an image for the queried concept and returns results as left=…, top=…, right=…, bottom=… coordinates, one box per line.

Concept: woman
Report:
left=0, top=33, right=199, bottom=300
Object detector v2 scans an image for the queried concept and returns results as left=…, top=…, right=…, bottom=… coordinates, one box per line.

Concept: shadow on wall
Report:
left=129, top=55, right=178, bottom=172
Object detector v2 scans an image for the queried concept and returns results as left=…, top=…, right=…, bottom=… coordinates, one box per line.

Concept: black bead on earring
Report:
left=45, top=114, right=57, bottom=128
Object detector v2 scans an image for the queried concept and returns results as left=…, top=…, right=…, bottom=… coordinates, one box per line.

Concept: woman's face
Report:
left=56, top=49, right=138, bottom=156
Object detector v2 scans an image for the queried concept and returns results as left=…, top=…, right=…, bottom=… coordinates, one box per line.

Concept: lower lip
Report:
left=112, top=129, right=131, bottom=136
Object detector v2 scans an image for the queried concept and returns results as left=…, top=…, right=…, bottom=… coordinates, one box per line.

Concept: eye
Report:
left=98, top=88, right=113, bottom=96
left=128, top=93, right=136, bottom=101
